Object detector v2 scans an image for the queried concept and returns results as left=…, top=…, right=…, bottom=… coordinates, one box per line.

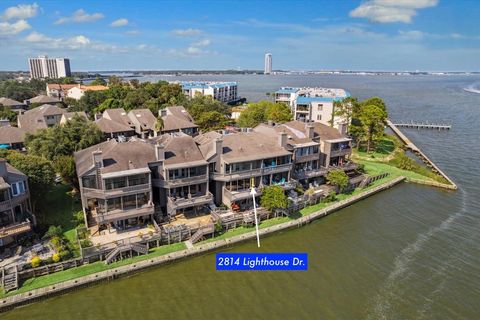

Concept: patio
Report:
left=90, top=225, right=156, bottom=246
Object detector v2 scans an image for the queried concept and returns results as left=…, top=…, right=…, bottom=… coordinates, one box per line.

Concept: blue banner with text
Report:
left=216, top=253, right=308, bottom=271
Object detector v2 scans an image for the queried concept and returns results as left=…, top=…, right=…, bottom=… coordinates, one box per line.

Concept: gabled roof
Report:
left=95, top=117, right=135, bottom=134
left=155, top=134, right=206, bottom=167
left=161, top=106, right=198, bottom=132
left=0, top=160, right=27, bottom=187
left=102, top=108, right=133, bottom=127
left=256, top=120, right=348, bottom=143
left=69, top=85, right=108, bottom=92
left=194, top=131, right=222, bottom=160
left=26, top=95, right=61, bottom=105
left=17, top=104, right=66, bottom=133
left=0, top=126, right=26, bottom=144
left=0, top=97, right=24, bottom=107
left=128, top=109, right=157, bottom=131
left=61, top=112, right=88, bottom=122
left=74, top=139, right=157, bottom=176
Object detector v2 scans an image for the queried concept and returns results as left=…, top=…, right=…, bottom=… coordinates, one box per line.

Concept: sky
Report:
left=0, top=0, right=479, bottom=71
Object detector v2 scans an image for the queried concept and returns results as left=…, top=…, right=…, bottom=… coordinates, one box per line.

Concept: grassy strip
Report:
left=0, top=242, right=186, bottom=298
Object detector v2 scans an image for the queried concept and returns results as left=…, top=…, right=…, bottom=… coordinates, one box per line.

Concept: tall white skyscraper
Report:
left=264, top=53, right=272, bottom=75
left=28, top=55, right=71, bottom=79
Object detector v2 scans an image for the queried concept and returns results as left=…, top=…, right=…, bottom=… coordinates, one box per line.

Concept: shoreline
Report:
left=0, top=176, right=405, bottom=313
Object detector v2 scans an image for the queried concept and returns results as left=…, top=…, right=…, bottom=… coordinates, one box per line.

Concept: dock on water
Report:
left=386, top=120, right=457, bottom=190
left=392, top=122, right=451, bottom=130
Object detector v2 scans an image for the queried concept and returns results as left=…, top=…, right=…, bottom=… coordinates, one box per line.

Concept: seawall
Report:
left=0, top=176, right=406, bottom=313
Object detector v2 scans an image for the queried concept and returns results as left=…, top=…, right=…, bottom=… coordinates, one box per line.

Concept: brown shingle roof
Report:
left=0, top=126, right=26, bottom=144
left=161, top=106, right=198, bottom=132
left=26, top=95, right=61, bottom=105
left=102, top=108, right=133, bottom=127
left=17, top=104, right=66, bottom=133
left=61, top=112, right=88, bottom=122
left=0, top=97, right=24, bottom=107
left=95, top=117, right=135, bottom=134
left=128, top=109, right=157, bottom=131
left=158, top=135, right=206, bottom=167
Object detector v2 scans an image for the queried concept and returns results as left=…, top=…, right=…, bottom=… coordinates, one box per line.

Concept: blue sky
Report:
left=0, top=0, right=479, bottom=71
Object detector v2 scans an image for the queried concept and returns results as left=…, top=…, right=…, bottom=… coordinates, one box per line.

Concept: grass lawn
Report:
left=38, top=184, right=82, bottom=243
left=0, top=242, right=186, bottom=298
left=355, top=135, right=398, bottom=160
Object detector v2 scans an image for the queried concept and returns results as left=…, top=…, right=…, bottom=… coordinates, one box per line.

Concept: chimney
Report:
left=307, top=125, right=314, bottom=139
left=278, top=132, right=287, bottom=148
left=268, top=120, right=274, bottom=127
left=215, top=138, right=223, bottom=156
left=155, top=143, right=165, bottom=161
left=0, top=159, right=7, bottom=177
left=92, top=150, right=103, bottom=168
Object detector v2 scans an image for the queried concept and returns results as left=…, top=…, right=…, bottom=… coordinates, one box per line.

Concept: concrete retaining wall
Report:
left=0, top=176, right=406, bottom=312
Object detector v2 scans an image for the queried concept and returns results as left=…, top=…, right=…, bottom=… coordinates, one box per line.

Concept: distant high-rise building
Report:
left=264, top=53, right=272, bottom=75
left=28, top=55, right=71, bottom=79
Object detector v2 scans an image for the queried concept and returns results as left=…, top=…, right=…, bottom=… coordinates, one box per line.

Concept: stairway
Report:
left=104, top=243, right=149, bottom=264
left=2, top=267, right=18, bottom=292
left=189, top=229, right=205, bottom=244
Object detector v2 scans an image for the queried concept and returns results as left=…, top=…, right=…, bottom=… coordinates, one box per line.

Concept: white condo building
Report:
left=264, top=53, right=272, bottom=74
left=28, top=55, right=71, bottom=79
left=178, top=81, right=238, bottom=103
left=275, top=87, right=350, bottom=134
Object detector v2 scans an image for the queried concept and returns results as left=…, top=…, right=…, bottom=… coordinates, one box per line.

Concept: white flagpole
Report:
left=250, top=187, right=261, bottom=248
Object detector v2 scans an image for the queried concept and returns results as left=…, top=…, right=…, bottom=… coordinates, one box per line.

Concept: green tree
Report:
left=54, top=155, right=78, bottom=189
left=265, top=101, right=292, bottom=123
left=260, top=185, right=288, bottom=213
left=361, top=97, right=387, bottom=112
left=25, top=115, right=103, bottom=161
left=333, top=97, right=359, bottom=133
left=94, top=98, right=123, bottom=114
left=237, top=103, right=266, bottom=127
left=358, top=104, right=387, bottom=152
left=326, top=169, right=349, bottom=193
left=71, top=90, right=108, bottom=114
left=185, top=95, right=229, bottom=120
left=108, top=76, right=124, bottom=86
left=0, top=105, right=17, bottom=123
left=5, top=151, right=55, bottom=211
left=196, top=111, right=229, bottom=132
left=155, top=117, right=164, bottom=132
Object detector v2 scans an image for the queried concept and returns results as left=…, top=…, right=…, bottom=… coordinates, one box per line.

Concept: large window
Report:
left=10, top=181, right=26, bottom=197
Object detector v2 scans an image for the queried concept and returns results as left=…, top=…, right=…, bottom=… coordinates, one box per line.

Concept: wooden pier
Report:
left=392, top=122, right=451, bottom=130
left=386, top=120, right=457, bottom=189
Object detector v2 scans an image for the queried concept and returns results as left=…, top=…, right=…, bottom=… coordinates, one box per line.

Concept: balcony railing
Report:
left=94, top=203, right=155, bottom=224
left=293, top=167, right=328, bottom=180
left=152, top=174, right=208, bottom=187
left=213, top=163, right=292, bottom=182
left=223, top=187, right=260, bottom=202
left=330, top=147, right=352, bottom=158
left=294, top=153, right=320, bottom=163
left=0, top=219, right=31, bottom=239
left=167, top=192, right=213, bottom=210
left=82, top=183, right=151, bottom=199
left=328, top=162, right=358, bottom=172
left=0, top=199, right=11, bottom=212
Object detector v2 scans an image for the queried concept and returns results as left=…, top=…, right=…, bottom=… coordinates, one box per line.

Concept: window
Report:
left=10, top=181, right=25, bottom=196
left=317, top=115, right=322, bottom=121
left=317, top=104, right=323, bottom=111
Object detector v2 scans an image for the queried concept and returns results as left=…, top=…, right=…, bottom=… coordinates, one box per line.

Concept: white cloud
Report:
left=110, top=18, right=128, bottom=27
left=349, top=0, right=438, bottom=23
left=0, top=19, right=30, bottom=36
left=125, top=30, right=139, bottom=35
left=398, top=30, right=424, bottom=40
left=2, top=3, right=39, bottom=21
left=23, top=32, right=94, bottom=49
left=192, top=39, right=211, bottom=47
left=171, top=28, right=201, bottom=37
left=54, top=9, right=104, bottom=25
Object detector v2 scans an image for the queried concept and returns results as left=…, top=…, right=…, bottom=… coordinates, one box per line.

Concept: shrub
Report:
left=59, top=250, right=72, bottom=261
left=326, top=169, right=349, bottom=193
left=43, top=225, right=63, bottom=239
left=214, top=221, right=223, bottom=234
left=52, top=253, right=61, bottom=263
left=322, top=191, right=337, bottom=203
left=31, top=256, right=42, bottom=268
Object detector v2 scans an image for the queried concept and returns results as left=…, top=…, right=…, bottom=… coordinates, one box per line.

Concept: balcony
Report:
left=167, top=192, right=213, bottom=211
left=0, top=220, right=32, bottom=239
left=82, top=183, right=151, bottom=199
left=328, top=162, right=358, bottom=172
left=223, top=187, right=260, bottom=203
left=330, top=147, right=352, bottom=158
left=293, top=167, right=328, bottom=180
left=0, top=199, right=11, bottom=212
left=94, top=203, right=155, bottom=224
left=295, top=153, right=320, bottom=163
left=152, top=174, right=208, bottom=188
left=213, top=164, right=292, bottom=182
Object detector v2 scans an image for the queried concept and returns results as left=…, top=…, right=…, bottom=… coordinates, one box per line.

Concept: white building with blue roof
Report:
left=178, top=81, right=238, bottom=103
left=275, top=87, right=350, bottom=134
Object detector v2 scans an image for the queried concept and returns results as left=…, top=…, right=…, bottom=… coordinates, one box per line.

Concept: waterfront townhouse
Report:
left=0, top=125, right=27, bottom=150
left=179, top=81, right=238, bottom=104
left=195, top=131, right=294, bottom=210
left=275, top=87, right=350, bottom=134
left=159, top=106, right=199, bottom=136
left=74, top=139, right=158, bottom=236
left=17, top=104, right=66, bottom=133
left=0, top=159, right=34, bottom=247
left=127, top=109, right=158, bottom=138
left=0, top=97, right=27, bottom=114
left=151, top=134, right=212, bottom=220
